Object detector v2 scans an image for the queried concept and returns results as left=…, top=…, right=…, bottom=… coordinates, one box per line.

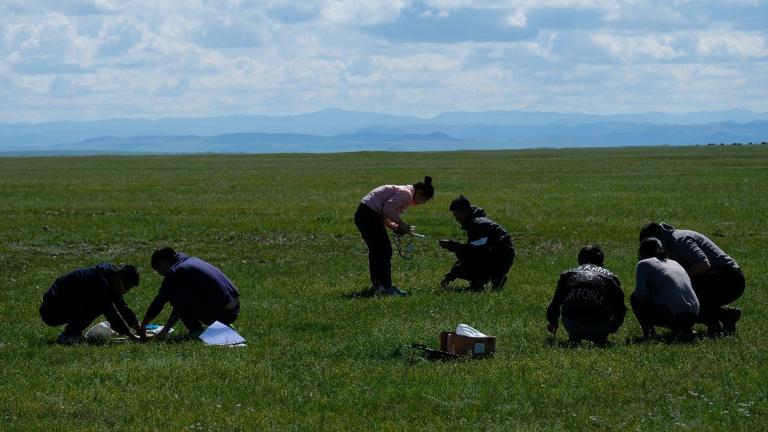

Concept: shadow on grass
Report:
left=340, top=286, right=379, bottom=299
left=545, top=330, right=730, bottom=349
left=624, top=330, right=730, bottom=345
left=439, top=285, right=493, bottom=294
left=41, top=333, right=201, bottom=347
left=546, top=336, right=615, bottom=349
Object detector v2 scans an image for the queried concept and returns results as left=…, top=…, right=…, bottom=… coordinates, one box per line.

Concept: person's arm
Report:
left=140, top=291, right=169, bottom=338
left=156, top=310, right=179, bottom=338
left=675, top=237, right=711, bottom=276
left=114, top=296, right=140, bottom=332
left=104, top=303, right=140, bottom=341
left=607, top=277, right=627, bottom=334
left=546, top=275, right=567, bottom=334
left=382, top=189, right=412, bottom=231
left=634, top=262, right=650, bottom=301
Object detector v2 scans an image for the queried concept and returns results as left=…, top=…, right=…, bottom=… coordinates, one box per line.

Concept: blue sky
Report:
left=1, top=0, right=767, bottom=122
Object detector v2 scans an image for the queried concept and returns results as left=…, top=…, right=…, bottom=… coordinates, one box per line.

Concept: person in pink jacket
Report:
left=355, top=176, right=435, bottom=296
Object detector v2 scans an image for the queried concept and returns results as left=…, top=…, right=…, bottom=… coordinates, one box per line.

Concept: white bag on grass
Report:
left=85, top=321, right=116, bottom=340
left=456, top=323, right=488, bottom=338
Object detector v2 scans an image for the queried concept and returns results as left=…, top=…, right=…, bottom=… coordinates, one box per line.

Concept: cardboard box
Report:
left=439, top=331, right=496, bottom=358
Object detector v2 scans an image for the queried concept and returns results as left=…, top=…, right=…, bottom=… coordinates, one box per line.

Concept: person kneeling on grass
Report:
left=39, top=263, right=142, bottom=345
left=546, top=245, right=627, bottom=344
left=631, top=237, right=700, bottom=340
left=639, top=222, right=744, bottom=335
left=139, top=247, right=240, bottom=339
left=439, top=195, right=515, bottom=291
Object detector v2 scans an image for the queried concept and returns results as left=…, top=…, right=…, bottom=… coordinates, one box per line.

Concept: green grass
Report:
left=0, top=145, right=766, bottom=431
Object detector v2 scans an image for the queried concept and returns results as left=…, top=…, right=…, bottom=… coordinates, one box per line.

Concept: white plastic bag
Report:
left=85, top=321, right=116, bottom=340
left=456, top=323, right=487, bottom=338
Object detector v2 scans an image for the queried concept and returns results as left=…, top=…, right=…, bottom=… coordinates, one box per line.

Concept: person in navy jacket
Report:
left=140, top=247, right=240, bottom=338
left=40, top=263, right=141, bottom=344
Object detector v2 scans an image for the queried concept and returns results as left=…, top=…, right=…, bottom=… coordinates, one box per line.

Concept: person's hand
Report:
left=137, top=325, right=148, bottom=340
left=397, top=222, right=411, bottom=235
left=547, top=323, right=558, bottom=335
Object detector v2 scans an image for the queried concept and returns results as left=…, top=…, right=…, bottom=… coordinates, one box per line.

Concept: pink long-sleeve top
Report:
left=361, top=184, right=415, bottom=229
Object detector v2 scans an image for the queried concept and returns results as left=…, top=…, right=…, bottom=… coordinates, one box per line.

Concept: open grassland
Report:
left=0, top=146, right=766, bottom=431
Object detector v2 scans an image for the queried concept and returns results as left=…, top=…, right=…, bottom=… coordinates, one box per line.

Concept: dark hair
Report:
left=638, top=237, right=667, bottom=260
left=578, top=245, right=604, bottom=266
left=413, top=176, right=434, bottom=200
left=117, top=264, right=140, bottom=288
left=449, top=195, right=471, bottom=211
left=639, top=222, right=663, bottom=242
left=151, top=246, right=177, bottom=270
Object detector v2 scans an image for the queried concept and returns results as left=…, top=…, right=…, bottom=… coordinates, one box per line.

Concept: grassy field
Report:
left=0, top=145, right=766, bottom=431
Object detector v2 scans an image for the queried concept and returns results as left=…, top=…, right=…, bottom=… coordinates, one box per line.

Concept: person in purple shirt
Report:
left=354, top=176, right=435, bottom=296
left=39, top=263, right=142, bottom=345
left=639, top=222, right=744, bottom=335
left=140, top=247, right=240, bottom=338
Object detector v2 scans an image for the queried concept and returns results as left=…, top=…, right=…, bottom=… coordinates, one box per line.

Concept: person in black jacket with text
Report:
left=546, top=245, right=627, bottom=344
left=439, top=195, right=515, bottom=291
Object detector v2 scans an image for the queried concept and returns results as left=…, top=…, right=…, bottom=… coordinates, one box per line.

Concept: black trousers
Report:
left=179, top=303, right=240, bottom=332
left=630, top=294, right=697, bottom=333
left=39, top=300, right=100, bottom=336
left=449, top=243, right=515, bottom=283
left=690, top=266, right=745, bottom=324
left=355, top=203, right=392, bottom=287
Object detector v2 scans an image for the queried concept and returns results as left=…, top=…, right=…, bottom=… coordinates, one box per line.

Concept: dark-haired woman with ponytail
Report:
left=355, top=176, right=435, bottom=296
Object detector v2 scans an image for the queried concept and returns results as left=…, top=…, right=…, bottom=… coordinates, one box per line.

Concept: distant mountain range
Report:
left=1, top=108, right=767, bottom=154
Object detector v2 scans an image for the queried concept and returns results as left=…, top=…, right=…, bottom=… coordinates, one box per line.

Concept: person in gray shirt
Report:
left=632, top=237, right=700, bottom=340
left=639, top=222, right=744, bottom=335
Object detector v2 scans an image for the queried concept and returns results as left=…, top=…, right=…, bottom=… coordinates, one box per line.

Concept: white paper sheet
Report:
left=199, top=321, right=246, bottom=345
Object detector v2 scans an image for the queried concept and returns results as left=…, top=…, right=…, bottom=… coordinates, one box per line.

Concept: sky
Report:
left=1, top=0, right=767, bottom=123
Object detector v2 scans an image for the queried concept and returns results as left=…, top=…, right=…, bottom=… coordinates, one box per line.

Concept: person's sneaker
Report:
left=672, top=328, right=697, bottom=342
left=721, top=308, right=742, bottom=335
left=706, top=320, right=723, bottom=337
left=56, top=332, right=84, bottom=345
left=379, top=285, right=409, bottom=296
left=641, top=326, right=657, bottom=341
left=490, top=275, right=508, bottom=291
left=468, top=280, right=485, bottom=292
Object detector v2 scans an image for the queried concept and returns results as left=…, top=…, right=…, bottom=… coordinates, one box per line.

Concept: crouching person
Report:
left=140, top=247, right=240, bottom=339
left=639, top=222, right=744, bottom=335
left=439, top=195, right=515, bottom=291
left=631, top=237, right=700, bottom=340
left=40, top=263, right=142, bottom=345
left=546, top=245, right=627, bottom=344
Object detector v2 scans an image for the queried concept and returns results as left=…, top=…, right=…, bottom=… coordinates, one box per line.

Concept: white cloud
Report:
left=503, top=9, right=528, bottom=28
left=592, top=33, right=685, bottom=61
left=4, top=13, right=99, bottom=72
left=697, top=31, right=768, bottom=59
left=0, top=1, right=767, bottom=121
left=318, top=0, right=408, bottom=25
